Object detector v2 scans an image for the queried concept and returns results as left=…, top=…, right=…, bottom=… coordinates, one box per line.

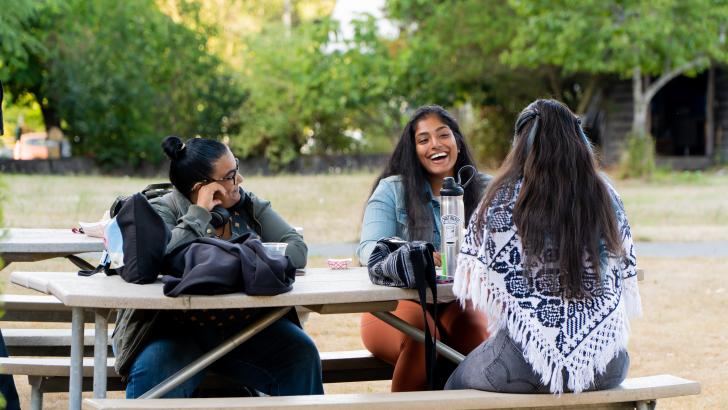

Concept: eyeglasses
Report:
left=202, top=158, right=239, bottom=186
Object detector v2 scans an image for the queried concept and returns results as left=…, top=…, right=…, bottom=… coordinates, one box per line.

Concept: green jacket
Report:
left=112, top=188, right=306, bottom=378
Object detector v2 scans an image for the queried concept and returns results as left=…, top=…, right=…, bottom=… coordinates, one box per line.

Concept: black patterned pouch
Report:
left=168, top=307, right=269, bottom=329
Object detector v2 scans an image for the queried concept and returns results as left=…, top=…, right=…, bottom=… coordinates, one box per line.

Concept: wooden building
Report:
left=588, top=66, right=728, bottom=169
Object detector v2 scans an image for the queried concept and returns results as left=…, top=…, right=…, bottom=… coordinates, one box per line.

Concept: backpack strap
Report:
left=411, top=243, right=438, bottom=390
left=141, top=183, right=173, bottom=199
left=78, top=251, right=116, bottom=277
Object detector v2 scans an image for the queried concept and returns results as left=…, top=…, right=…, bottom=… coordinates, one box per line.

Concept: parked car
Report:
left=0, top=146, right=13, bottom=159
left=13, top=132, right=49, bottom=160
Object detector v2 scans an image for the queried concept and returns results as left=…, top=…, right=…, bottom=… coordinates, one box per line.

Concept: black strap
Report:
left=411, top=244, right=438, bottom=390
left=77, top=251, right=115, bottom=277
left=78, top=262, right=107, bottom=277
left=142, top=183, right=173, bottom=197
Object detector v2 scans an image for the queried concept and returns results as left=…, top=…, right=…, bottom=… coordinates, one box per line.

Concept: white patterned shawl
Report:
left=453, top=179, right=642, bottom=394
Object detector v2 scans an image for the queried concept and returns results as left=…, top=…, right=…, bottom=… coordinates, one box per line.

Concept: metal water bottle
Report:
left=440, top=176, right=465, bottom=279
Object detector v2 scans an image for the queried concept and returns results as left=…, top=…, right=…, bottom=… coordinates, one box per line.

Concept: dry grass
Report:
left=3, top=171, right=728, bottom=244
left=1, top=174, right=375, bottom=244
left=2, top=171, right=728, bottom=408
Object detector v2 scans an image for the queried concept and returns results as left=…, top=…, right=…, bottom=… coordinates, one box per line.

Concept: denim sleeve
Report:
left=357, top=180, right=399, bottom=266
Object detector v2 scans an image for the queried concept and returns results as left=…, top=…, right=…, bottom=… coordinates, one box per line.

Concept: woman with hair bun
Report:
left=112, top=136, right=323, bottom=398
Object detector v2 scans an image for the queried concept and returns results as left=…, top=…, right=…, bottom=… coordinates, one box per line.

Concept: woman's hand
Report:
left=433, top=251, right=442, bottom=267
left=194, top=182, right=226, bottom=211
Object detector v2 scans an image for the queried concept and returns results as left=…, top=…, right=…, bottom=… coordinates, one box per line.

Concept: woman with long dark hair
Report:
left=446, top=99, right=641, bottom=393
left=357, top=105, right=491, bottom=391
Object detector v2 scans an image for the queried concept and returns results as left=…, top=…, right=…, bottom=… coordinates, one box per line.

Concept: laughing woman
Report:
left=357, top=105, right=491, bottom=391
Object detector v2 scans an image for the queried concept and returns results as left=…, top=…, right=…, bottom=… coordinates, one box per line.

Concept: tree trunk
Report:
left=576, top=76, right=598, bottom=115
left=706, top=64, right=715, bottom=157
left=631, top=58, right=708, bottom=137
left=546, top=67, right=563, bottom=101
left=29, top=85, right=62, bottom=131
left=632, top=67, right=648, bottom=136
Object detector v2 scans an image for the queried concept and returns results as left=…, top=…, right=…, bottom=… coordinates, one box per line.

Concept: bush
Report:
left=618, top=131, right=656, bottom=179
left=462, top=105, right=513, bottom=169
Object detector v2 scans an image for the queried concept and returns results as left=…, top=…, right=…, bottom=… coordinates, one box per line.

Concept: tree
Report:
left=0, top=0, right=44, bottom=82
left=4, top=0, right=246, bottom=166
left=230, top=13, right=401, bottom=168
left=385, top=0, right=549, bottom=164
left=503, top=0, right=728, bottom=137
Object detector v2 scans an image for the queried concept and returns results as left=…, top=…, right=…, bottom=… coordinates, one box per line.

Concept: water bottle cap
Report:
left=440, top=176, right=464, bottom=196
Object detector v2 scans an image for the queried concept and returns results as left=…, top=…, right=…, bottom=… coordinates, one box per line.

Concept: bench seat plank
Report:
left=0, top=350, right=392, bottom=383
left=82, top=375, right=699, bottom=410
left=0, top=357, right=116, bottom=377
left=2, top=328, right=113, bottom=346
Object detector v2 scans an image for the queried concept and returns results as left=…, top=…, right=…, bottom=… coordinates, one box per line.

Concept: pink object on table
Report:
left=327, top=258, right=352, bottom=270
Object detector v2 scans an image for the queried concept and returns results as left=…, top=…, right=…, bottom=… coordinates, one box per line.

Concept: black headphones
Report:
left=210, top=206, right=231, bottom=228
left=209, top=187, right=246, bottom=228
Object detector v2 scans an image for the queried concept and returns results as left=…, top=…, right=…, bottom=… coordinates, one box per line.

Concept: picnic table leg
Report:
left=93, top=309, right=108, bottom=398
left=139, top=306, right=292, bottom=399
left=66, top=254, right=96, bottom=271
left=69, top=307, right=85, bottom=410
left=636, top=400, right=656, bottom=410
left=371, top=311, right=465, bottom=364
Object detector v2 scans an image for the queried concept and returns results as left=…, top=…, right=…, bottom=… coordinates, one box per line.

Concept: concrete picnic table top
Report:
left=0, top=228, right=103, bottom=263
left=10, top=268, right=455, bottom=312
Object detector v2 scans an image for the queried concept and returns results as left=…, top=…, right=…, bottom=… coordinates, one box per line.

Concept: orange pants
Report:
left=360, top=299, right=489, bottom=392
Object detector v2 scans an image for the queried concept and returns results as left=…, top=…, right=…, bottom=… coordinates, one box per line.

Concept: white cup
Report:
left=262, top=242, right=288, bottom=257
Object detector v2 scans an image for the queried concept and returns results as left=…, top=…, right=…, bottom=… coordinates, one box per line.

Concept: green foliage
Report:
left=461, top=105, right=514, bottom=169
left=6, top=0, right=728, bottom=169
left=651, top=168, right=708, bottom=185
left=4, top=0, right=246, bottom=167
left=49, top=0, right=246, bottom=166
left=0, top=0, right=44, bottom=82
left=618, top=132, right=656, bottom=180
left=504, top=0, right=728, bottom=78
left=503, top=0, right=728, bottom=175
left=231, top=15, right=401, bottom=168
left=385, top=0, right=547, bottom=165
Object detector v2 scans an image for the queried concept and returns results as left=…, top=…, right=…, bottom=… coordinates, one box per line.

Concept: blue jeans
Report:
left=124, top=317, right=323, bottom=398
left=445, top=330, right=629, bottom=393
left=0, top=329, right=20, bottom=410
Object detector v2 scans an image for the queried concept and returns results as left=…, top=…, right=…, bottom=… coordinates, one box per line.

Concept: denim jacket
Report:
left=357, top=174, right=491, bottom=266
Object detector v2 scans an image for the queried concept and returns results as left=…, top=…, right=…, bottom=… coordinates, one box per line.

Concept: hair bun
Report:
left=162, top=136, right=186, bottom=160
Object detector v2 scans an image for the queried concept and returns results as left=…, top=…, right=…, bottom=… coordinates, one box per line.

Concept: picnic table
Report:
left=0, top=228, right=102, bottom=269
left=10, top=267, right=457, bottom=410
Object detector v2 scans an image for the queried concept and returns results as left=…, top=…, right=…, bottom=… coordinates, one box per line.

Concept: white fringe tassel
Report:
left=454, top=254, right=634, bottom=394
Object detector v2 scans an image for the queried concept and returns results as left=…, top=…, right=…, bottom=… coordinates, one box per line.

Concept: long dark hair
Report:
left=371, top=105, right=482, bottom=241
left=161, top=136, right=228, bottom=197
left=477, top=99, right=621, bottom=298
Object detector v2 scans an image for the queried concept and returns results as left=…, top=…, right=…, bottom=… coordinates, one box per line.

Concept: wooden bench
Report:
left=82, top=374, right=699, bottom=409
left=0, top=294, right=392, bottom=409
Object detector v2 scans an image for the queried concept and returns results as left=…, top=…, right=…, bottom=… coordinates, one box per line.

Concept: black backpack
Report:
left=79, top=183, right=172, bottom=284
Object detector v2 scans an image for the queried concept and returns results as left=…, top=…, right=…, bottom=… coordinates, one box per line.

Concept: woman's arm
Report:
left=152, top=200, right=212, bottom=255
left=249, top=192, right=308, bottom=269
left=357, top=180, right=398, bottom=266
